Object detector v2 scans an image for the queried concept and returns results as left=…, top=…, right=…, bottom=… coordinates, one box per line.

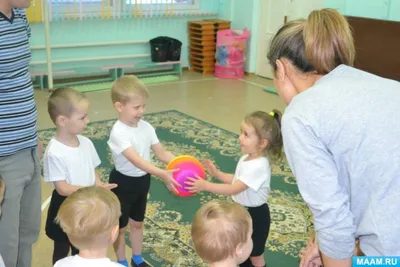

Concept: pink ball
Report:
left=166, top=155, right=206, bottom=197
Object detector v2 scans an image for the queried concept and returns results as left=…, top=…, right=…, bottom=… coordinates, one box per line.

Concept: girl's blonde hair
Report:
left=244, top=110, right=283, bottom=161
left=267, top=8, right=355, bottom=75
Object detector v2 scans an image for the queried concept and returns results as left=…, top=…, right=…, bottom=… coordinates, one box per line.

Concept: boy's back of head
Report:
left=111, top=75, right=149, bottom=105
left=191, top=201, right=253, bottom=265
left=55, top=186, right=121, bottom=250
left=48, top=87, right=87, bottom=125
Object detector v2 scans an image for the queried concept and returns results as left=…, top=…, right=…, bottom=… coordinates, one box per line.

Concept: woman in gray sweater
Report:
left=267, top=8, right=400, bottom=267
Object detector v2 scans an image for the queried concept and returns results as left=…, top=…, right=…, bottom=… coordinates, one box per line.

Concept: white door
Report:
left=286, top=0, right=323, bottom=20
left=255, top=0, right=323, bottom=79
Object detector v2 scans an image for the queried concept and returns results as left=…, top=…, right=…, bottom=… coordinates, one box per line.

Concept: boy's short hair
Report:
left=0, top=176, right=5, bottom=216
left=111, top=75, right=149, bottom=104
left=191, top=201, right=252, bottom=263
left=48, top=87, right=87, bottom=124
left=55, top=186, right=121, bottom=250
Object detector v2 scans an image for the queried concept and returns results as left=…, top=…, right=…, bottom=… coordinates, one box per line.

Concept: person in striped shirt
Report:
left=0, top=1, right=42, bottom=267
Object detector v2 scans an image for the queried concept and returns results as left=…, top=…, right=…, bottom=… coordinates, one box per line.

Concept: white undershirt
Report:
left=43, top=135, right=101, bottom=186
left=54, top=255, right=124, bottom=267
left=107, top=120, right=159, bottom=177
left=232, top=155, right=271, bottom=207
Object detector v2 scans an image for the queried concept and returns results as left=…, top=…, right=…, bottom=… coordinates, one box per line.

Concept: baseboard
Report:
left=244, top=71, right=256, bottom=77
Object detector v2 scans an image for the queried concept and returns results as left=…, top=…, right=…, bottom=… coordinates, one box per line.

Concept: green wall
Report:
left=30, top=0, right=400, bottom=75
left=30, top=0, right=219, bottom=72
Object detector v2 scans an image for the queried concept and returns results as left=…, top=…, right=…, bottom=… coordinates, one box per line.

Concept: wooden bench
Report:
left=30, top=61, right=182, bottom=90
left=30, top=70, right=76, bottom=90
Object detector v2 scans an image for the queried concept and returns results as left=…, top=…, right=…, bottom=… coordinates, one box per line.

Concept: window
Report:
left=48, top=0, right=115, bottom=20
left=47, top=0, right=199, bottom=20
left=125, top=0, right=198, bottom=10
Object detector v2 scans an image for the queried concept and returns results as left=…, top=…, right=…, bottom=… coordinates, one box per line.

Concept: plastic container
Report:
left=214, top=29, right=250, bottom=79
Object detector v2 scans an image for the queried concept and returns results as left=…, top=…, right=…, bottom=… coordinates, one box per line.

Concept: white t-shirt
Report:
left=43, top=135, right=101, bottom=186
left=232, top=155, right=271, bottom=207
left=54, top=255, right=123, bottom=267
left=108, top=120, right=159, bottom=177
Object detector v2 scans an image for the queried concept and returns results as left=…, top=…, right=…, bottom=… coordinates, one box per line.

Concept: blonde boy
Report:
left=44, top=87, right=116, bottom=264
left=107, top=75, right=179, bottom=267
left=191, top=201, right=253, bottom=267
left=54, top=186, right=122, bottom=267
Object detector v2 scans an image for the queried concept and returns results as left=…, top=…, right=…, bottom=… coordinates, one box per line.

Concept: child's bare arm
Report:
left=151, top=143, right=174, bottom=164
left=123, top=147, right=180, bottom=192
left=94, top=169, right=117, bottom=189
left=202, top=159, right=234, bottom=184
left=54, top=180, right=84, bottom=196
left=55, top=177, right=117, bottom=197
left=214, top=170, right=234, bottom=184
left=185, top=178, right=248, bottom=196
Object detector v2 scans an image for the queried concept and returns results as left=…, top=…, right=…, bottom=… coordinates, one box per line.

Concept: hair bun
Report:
left=271, top=109, right=282, bottom=128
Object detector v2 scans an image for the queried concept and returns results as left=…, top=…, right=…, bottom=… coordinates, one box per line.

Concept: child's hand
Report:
left=185, top=176, right=208, bottom=193
left=99, top=183, right=118, bottom=190
left=201, top=159, right=218, bottom=177
left=162, top=169, right=181, bottom=194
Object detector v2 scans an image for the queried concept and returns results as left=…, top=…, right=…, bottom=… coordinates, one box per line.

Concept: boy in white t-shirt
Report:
left=107, top=75, right=179, bottom=267
left=44, top=87, right=117, bottom=265
left=54, top=186, right=123, bottom=267
left=186, top=110, right=283, bottom=267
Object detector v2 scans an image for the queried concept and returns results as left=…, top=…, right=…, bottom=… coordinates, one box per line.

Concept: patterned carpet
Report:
left=38, top=110, right=314, bottom=267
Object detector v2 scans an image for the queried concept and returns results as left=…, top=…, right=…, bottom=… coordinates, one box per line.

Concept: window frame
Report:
left=48, top=0, right=199, bottom=18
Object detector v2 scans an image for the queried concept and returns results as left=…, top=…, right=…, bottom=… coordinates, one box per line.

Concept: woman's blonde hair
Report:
left=267, top=8, right=355, bottom=75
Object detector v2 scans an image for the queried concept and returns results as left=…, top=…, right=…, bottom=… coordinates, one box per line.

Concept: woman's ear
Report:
left=276, top=59, right=286, bottom=81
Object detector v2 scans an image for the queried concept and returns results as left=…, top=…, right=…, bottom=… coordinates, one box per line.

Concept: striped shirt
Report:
left=0, top=9, right=37, bottom=157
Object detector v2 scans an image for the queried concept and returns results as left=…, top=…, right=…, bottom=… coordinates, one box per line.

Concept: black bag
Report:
left=168, top=37, right=182, bottom=61
left=150, top=36, right=182, bottom=62
left=150, top=36, right=170, bottom=62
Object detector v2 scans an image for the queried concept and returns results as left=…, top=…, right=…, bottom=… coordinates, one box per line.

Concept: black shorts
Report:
left=109, top=168, right=151, bottom=228
left=45, top=190, right=69, bottom=243
left=246, top=203, right=271, bottom=257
